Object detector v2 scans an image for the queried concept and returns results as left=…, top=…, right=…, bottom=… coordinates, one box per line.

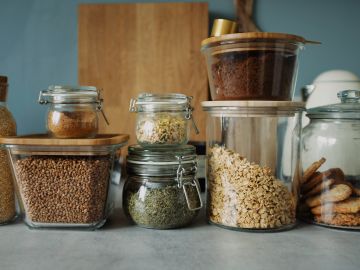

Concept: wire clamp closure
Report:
left=176, top=155, right=203, bottom=211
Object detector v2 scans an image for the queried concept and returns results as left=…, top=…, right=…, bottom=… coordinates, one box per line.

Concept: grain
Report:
left=14, top=155, right=111, bottom=224
left=208, top=145, right=295, bottom=229
left=0, top=106, right=17, bottom=224
left=48, top=110, right=98, bottom=138
left=136, top=113, right=187, bottom=146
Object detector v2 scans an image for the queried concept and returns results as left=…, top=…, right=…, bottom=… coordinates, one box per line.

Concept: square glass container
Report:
left=0, top=134, right=128, bottom=229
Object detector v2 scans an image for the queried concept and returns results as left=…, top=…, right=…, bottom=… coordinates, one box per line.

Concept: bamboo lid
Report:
left=0, top=75, right=8, bottom=84
left=201, top=32, right=320, bottom=48
left=0, top=134, right=129, bottom=146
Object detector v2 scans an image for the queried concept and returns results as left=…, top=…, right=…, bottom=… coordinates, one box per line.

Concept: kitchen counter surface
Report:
left=1, top=210, right=359, bottom=270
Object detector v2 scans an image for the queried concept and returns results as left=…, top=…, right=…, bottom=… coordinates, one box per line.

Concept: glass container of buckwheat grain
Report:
left=0, top=134, right=129, bottom=229
left=202, top=100, right=304, bottom=231
left=129, top=93, right=199, bottom=147
left=39, top=85, right=109, bottom=139
left=300, top=90, right=360, bottom=230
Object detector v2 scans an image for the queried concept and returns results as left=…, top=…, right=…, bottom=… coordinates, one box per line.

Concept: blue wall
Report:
left=0, top=0, right=359, bottom=134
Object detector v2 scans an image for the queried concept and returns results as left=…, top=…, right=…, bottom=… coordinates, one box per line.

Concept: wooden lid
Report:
left=0, top=75, right=7, bottom=102
left=0, top=134, right=129, bottom=146
left=0, top=75, right=8, bottom=84
left=201, top=32, right=320, bottom=48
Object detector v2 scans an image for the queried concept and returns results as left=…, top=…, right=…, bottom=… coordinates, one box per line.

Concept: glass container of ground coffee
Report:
left=39, top=85, right=108, bottom=138
left=201, top=32, right=318, bottom=101
left=300, top=90, right=360, bottom=230
left=123, top=145, right=202, bottom=229
left=202, top=100, right=304, bottom=232
left=129, top=93, right=198, bottom=148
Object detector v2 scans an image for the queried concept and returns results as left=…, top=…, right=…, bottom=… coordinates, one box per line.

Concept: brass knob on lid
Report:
left=210, top=19, right=237, bottom=37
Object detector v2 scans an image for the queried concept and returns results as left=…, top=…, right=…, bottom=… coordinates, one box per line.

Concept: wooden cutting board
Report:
left=78, top=2, right=209, bottom=145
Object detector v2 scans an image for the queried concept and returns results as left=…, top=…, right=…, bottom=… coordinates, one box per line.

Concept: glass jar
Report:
left=202, top=100, right=304, bottom=231
left=0, top=134, right=129, bottom=229
left=39, top=85, right=108, bottom=138
left=201, top=32, right=318, bottom=101
left=300, top=90, right=360, bottom=230
left=0, top=75, right=17, bottom=225
left=129, top=93, right=199, bottom=147
left=123, top=145, right=202, bottom=229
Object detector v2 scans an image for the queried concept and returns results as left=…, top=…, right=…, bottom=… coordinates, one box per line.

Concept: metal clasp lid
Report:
left=176, top=155, right=203, bottom=211
left=185, top=96, right=200, bottom=134
left=129, top=94, right=200, bottom=134
left=38, top=86, right=110, bottom=125
left=129, top=98, right=137, bottom=112
left=96, top=94, right=110, bottom=126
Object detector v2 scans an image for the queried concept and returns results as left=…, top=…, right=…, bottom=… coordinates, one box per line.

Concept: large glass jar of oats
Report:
left=300, top=90, right=360, bottom=230
left=123, top=145, right=202, bottom=229
left=202, top=100, right=304, bottom=232
left=0, top=75, right=17, bottom=224
left=39, top=85, right=108, bottom=138
left=129, top=93, right=198, bottom=147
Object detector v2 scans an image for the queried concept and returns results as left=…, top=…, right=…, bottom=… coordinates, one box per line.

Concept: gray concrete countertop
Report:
left=1, top=210, right=359, bottom=270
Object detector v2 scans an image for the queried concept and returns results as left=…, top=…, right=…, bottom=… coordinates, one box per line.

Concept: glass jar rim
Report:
left=129, top=93, right=193, bottom=112
left=39, top=85, right=102, bottom=104
left=202, top=100, right=304, bottom=117
left=127, top=144, right=196, bottom=161
left=127, top=175, right=195, bottom=184
left=127, top=144, right=197, bottom=177
left=307, top=90, right=360, bottom=119
left=200, top=32, right=318, bottom=50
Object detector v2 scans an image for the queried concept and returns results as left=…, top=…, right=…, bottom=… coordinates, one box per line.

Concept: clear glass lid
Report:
left=307, top=90, right=360, bottom=119
left=38, top=85, right=102, bottom=104
left=127, top=144, right=196, bottom=163
left=126, top=144, right=197, bottom=177
left=129, top=93, right=193, bottom=112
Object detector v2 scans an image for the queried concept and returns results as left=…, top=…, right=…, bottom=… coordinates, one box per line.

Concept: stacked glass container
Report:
left=0, top=85, right=129, bottom=230
left=200, top=21, right=317, bottom=231
left=125, top=93, right=203, bottom=229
